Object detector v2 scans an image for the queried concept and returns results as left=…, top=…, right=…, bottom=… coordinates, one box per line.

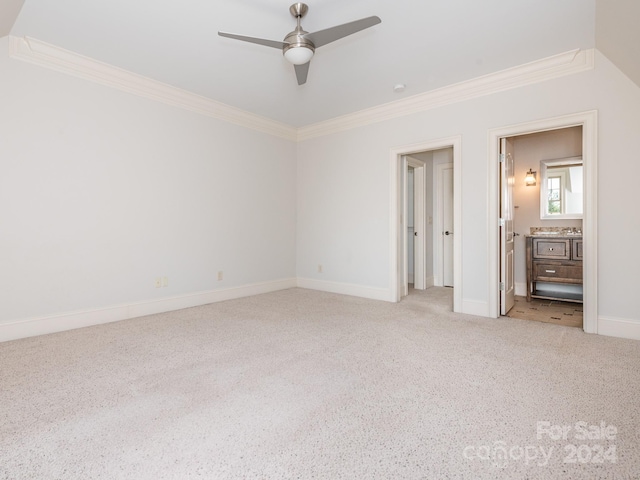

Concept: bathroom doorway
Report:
left=489, top=111, right=597, bottom=333
left=500, top=127, right=583, bottom=326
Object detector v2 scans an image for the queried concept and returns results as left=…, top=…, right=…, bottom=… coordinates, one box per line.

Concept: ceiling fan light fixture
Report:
left=219, top=3, right=381, bottom=84
left=283, top=45, right=314, bottom=65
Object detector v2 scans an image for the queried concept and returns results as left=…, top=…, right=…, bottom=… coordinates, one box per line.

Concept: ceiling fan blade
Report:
left=304, top=16, right=381, bottom=48
left=218, top=31, right=288, bottom=50
left=294, top=62, right=310, bottom=85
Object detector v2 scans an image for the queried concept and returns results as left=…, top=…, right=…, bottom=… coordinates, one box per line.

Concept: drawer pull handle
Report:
left=548, top=247, right=554, bottom=251
left=545, top=270, right=556, bottom=273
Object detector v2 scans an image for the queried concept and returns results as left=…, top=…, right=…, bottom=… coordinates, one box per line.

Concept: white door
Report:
left=500, top=138, right=515, bottom=314
left=400, top=156, right=409, bottom=297
left=443, top=165, right=454, bottom=287
left=408, top=158, right=426, bottom=290
left=407, top=167, right=415, bottom=284
left=400, top=157, right=427, bottom=297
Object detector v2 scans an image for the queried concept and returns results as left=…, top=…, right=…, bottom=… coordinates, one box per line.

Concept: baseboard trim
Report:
left=462, top=299, right=490, bottom=317
left=515, top=282, right=527, bottom=297
left=0, top=278, right=297, bottom=343
left=597, top=316, right=640, bottom=340
left=296, top=278, right=390, bottom=302
left=10, top=280, right=633, bottom=343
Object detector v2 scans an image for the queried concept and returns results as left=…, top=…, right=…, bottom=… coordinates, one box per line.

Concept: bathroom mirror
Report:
left=540, top=156, right=583, bottom=219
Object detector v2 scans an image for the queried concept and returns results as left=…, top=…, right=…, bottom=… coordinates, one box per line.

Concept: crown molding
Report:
left=8, top=37, right=594, bottom=143
left=8, top=36, right=298, bottom=141
left=297, top=48, right=595, bottom=141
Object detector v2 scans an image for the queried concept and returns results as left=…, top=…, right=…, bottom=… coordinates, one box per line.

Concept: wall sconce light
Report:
left=525, top=168, right=537, bottom=186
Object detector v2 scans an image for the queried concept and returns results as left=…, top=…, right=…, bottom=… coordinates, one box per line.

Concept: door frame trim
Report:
left=487, top=111, right=598, bottom=333
left=389, top=135, right=462, bottom=311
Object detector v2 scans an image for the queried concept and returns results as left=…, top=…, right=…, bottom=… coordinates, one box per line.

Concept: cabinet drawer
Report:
left=533, top=263, right=583, bottom=283
left=532, top=239, right=571, bottom=259
left=572, top=239, right=583, bottom=260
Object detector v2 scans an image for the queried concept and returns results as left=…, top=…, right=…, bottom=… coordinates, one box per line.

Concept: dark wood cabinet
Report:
left=526, top=236, right=583, bottom=303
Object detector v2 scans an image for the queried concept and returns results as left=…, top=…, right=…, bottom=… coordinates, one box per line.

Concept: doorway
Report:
left=488, top=111, right=598, bottom=333
left=499, top=129, right=583, bottom=326
left=390, top=136, right=462, bottom=313
left=404, top=151, right=453, bottom=293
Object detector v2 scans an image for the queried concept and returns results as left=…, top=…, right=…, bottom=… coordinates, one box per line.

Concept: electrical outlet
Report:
left=154, top=277, right=162, bottom=288
left=217, top=271, right=223, bottom=281
left=318, top=264, right=323, bottom=273
left=162, top=276, right=168, bottom=287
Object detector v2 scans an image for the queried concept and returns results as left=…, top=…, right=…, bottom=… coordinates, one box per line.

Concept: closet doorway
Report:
left=390, top=136, right=462, bottom=313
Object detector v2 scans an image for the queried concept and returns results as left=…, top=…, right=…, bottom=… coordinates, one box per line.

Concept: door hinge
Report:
left=499, top=218, right=505, bottom=227
left=499, top=153, right=505, bottom=163
left=499, top=282, right=505, bottom=291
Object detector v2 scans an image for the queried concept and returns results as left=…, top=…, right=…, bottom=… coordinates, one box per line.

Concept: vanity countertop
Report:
left=527, top=227, right=581, bottom=237
left=526, top=233, right=582, bottom=238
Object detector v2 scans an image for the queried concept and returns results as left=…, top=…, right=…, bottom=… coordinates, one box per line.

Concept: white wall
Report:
left=565, top=165, right=583, bottom=214
left=596, top=0, right=640, bottom=89
left=0, top=37, right=297, bottom=334
left=0, top=0, right=23, bottom=37
left=296, top=50, right=640, bottom=328
left=3, top=40, right=640, bottom=341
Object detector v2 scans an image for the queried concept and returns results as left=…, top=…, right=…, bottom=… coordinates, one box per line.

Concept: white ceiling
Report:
left=9, top=0, right=595, bottom=127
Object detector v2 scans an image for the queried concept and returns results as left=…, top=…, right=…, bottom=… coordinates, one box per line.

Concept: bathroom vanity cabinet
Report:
left=526, top=235, right=583, bottom=303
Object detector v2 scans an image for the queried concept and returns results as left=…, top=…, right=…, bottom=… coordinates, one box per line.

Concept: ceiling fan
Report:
left=218, top=3, right=381, bottom=85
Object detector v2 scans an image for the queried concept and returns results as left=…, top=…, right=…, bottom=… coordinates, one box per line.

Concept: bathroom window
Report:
left=547, top=175, right=562, bottom=214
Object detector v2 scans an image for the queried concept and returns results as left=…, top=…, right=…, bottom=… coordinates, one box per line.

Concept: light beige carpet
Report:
left=1, top=287, right=639, bottom=479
